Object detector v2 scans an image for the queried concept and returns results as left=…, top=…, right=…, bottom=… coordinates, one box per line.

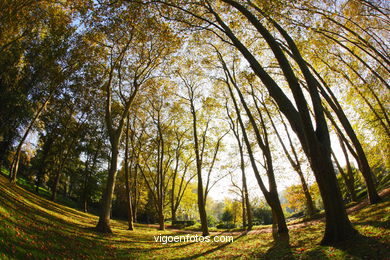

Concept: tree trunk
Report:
left=264, top=97, right=316, bottom=218
left=222, top=65, right=287, bottom=235
left=158, top=211, right=165, bottom=230
left=242, top=189, right=246, bottom=228
left=299, top=50, right=381, bottom=204
left=132, top=166, right=138, bottom=223
left=9, top=92, right=53, bottom=183
left=268, top=191, right=288, bottom=234
left=51, top=170, right=61, bottom=201
left=224, top=55, right=288, bottom=235
left=35, top=134, right=55, bottom=194
left=323, top=107, right=380, bottom=204
left=124, top=115, right=134, bottom=230
left=125, top=185, right=134, bottom=230
left=311, top=151, right=357, bottom=245
left=96, top=144, right=119, bottom=233
left=239, top=134, right=252, bottom=230
left=51, top=146, right=73, bottom=201
left=172, top=209, right=177, bottom=223
left=197, top=158, right=208, bottom=236
left=337, top=133, right=357, bottom=202
left=190, top=99, right=209, bottom=236
left=82, top=160, right=90, bottom=213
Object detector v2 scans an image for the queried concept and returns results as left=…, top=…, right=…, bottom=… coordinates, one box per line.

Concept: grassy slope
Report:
left=0, top=175, right=389, bottom=260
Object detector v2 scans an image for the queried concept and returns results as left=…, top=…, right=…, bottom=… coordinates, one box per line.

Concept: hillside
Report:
left=0, top=175, right=389, bottom=259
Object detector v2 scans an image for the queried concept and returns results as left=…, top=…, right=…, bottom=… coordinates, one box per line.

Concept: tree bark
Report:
left=124, top=115, right=134, bottom=230
left=281, top=43, right=381, bottom=204
left=51, top=170, right=61, bottom=201
left=312, top=148, right=357, bottom=244
left=96, top=50, right=138, bottom=232
left=190, top=90, right=209, bottom=236
left=96, top=143, right=119, bottom=233
left=241, top=188, right=246, bottom=228
left=221, top=61, right=288, bottom=234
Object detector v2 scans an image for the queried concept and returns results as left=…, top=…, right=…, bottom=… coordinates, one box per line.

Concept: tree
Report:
left=262, top=98, right=316, bottom=217
left=136, top=82, right=178, bottom=230
left=169, top=122, right=196, bottom=223
left=146, top=0, right=358, bottom=244
left=90, top=1, right=178, bottom=233
left=177, top=70, right=228, bottom=236
left=219, top=53, right=288, bottom=236
left=280, top=0, right=385, bottom=204
left=225, top=99, right=253, bottom=230
left=1, top=0, right=78, bottom=182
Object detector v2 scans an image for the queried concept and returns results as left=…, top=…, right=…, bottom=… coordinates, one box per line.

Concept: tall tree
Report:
left=218, top=50, right=288, bottom=236
left=91, top=1, right=178, bottom=233
left=225, top=104, right=253, bottom=229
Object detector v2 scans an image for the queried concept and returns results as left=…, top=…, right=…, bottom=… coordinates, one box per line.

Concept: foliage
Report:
left=252, top=206, right=273, bottom=225
left=207, top=215, right=217, bottom=227
left=221, top=209, right=234, bottom=223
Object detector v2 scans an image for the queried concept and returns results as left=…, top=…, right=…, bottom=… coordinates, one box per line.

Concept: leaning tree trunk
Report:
left=332, top=151, right=357, bottom=202
left=96, top=143, right=119, bottom=233
left=322, top=106, right=380, bottom=204
left=222, top=64, right=288, bottom=235
left=311, top=146, right=357, bottom=244
left=10, top=92, right=53, bottom=183
left=243, top=177, right=253, bottom=230
left=267, top=190, right=288, bottom=234
left=303, top=57, right=381, bottom=204
left=263, top=95, right=316, bottom=218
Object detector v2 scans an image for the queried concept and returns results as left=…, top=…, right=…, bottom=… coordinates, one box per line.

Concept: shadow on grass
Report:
left=334, top=234, right=390, bottom=259
left=354, top=220, right=390, bottom=230
left=263, top=233, right=293, bottom=259
left=302, top=247, right=331, bottom=259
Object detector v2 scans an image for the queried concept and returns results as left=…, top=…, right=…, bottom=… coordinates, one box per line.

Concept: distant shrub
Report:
left=221, top=209, right=233, bottom=223
left=216, top=223, right=236, bottom=229
left=172, top=220, right=196, bottom=228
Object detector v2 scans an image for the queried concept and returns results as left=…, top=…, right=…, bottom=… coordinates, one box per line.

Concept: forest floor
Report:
left=0, top=175, right=389, bottom=259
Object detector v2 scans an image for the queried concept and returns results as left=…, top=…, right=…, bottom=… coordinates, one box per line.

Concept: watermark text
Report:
left=154, top=234, right=234, bottom=244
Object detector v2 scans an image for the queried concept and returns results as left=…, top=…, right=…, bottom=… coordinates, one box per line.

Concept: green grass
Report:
left=0, top=169, right=84, bottom=212
left=0, top=175, right=389, bottom=259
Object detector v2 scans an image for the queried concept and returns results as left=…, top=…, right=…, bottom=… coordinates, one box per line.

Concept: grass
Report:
left=0, top=175, right=389, bottom=259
